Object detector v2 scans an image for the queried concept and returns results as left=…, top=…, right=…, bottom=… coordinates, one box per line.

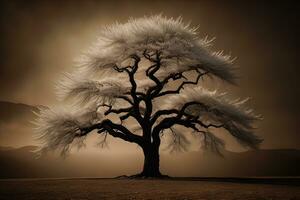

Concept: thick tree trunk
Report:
left=140, top=144, right=161, bottom=177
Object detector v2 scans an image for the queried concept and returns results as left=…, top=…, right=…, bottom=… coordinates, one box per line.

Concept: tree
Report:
left=35, top=15, right=262, bottom=178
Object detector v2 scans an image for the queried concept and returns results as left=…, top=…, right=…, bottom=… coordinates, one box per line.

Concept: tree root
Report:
left=115, top=173, right=170, bottom=179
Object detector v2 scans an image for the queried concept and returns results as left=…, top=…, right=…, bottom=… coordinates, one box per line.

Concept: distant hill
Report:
left=170, top=149, right=300, bottom=177
left=0, top=101, right=299, bottom=178
left=0, top=145, right=142, bottom=178
left=0, top=146, right=299, bottom=178
left=0, top=101, right=40, bottom=147
left=0, top=101, right=39, bottom=124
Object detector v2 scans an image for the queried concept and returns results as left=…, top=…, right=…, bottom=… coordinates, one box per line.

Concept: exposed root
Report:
left=115, top=173, right=170, bottom=179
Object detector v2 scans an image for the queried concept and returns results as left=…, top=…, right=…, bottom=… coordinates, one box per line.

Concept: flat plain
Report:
left=0, top=178, right=299, bottom=200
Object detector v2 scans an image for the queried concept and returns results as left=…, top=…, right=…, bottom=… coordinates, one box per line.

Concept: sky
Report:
left=0, top=0, right=299, bottom=151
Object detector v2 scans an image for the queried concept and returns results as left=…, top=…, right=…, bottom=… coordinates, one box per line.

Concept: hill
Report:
left=0, top=101, right=39, bottom=147
left=0, top=146, right=299, bottom=178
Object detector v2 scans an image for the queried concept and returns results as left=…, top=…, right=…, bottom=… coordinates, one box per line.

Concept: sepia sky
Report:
left=0, top=0, right=299, bottom=150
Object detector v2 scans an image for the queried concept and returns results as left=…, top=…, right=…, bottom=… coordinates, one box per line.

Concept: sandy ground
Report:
left=0, top=178, right=299, bottom=200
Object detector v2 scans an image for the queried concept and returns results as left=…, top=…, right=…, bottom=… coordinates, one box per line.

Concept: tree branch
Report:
left=151, top=101, right=224, bottom=137
left=112, top=55, right=144, bottom=127
left=144, top=50, right=162, bottom=87
left=102, top=104, right=132, bottom=116
left=116, top=95, right=133, bottom=105
left=155, top=70, right=208, bottom=98
left=80, top=119, right=143, bottom=144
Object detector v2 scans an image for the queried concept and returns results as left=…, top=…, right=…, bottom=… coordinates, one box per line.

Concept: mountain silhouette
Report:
left=1, top=101, right=299, bottom=178
left=0, top=101, right=40, bottom=147
left=0, top=146, right=299, bottom=178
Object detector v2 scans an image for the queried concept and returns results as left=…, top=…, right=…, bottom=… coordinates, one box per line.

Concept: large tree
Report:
left=35, top=15, right=262, bottom=177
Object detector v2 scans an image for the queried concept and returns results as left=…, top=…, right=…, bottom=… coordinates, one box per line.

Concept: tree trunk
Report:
left=140, top=144, right=161, bottom=177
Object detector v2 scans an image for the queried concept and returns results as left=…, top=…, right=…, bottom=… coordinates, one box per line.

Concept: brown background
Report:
left=0, top=0, right=299, bottom=151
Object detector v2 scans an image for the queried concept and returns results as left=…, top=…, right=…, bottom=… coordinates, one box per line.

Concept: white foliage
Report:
left=201, top=131, right=225, bottom=155
left=78, top=15, right=236, bottom=83
left=164, top=87, right=262, bottom=148
left=163, top=127, right=191, bottom=153
left=34, top=104, right=102, bottom=156
left=56, top=74, right=130, bottom=106
left=35, top=15, right=260, bottom=156
left=165, top=87, right=259, bottom=125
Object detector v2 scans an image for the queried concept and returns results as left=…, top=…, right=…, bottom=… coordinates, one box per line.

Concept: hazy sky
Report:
left=0, top=0, right=299, bottom=150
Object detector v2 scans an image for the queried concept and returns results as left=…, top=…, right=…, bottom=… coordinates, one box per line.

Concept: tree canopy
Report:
left=35, top=16, right=262, bottom=176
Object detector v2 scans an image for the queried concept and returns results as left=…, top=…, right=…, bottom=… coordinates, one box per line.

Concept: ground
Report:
left=0, top=178, right=299, bottom=200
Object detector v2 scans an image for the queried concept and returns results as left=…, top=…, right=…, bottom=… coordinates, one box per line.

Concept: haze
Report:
left=0, top=0, right=299, bottom=155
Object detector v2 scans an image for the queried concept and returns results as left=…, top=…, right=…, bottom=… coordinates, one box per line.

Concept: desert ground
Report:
left=0, top=178, right=299, bottom=200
